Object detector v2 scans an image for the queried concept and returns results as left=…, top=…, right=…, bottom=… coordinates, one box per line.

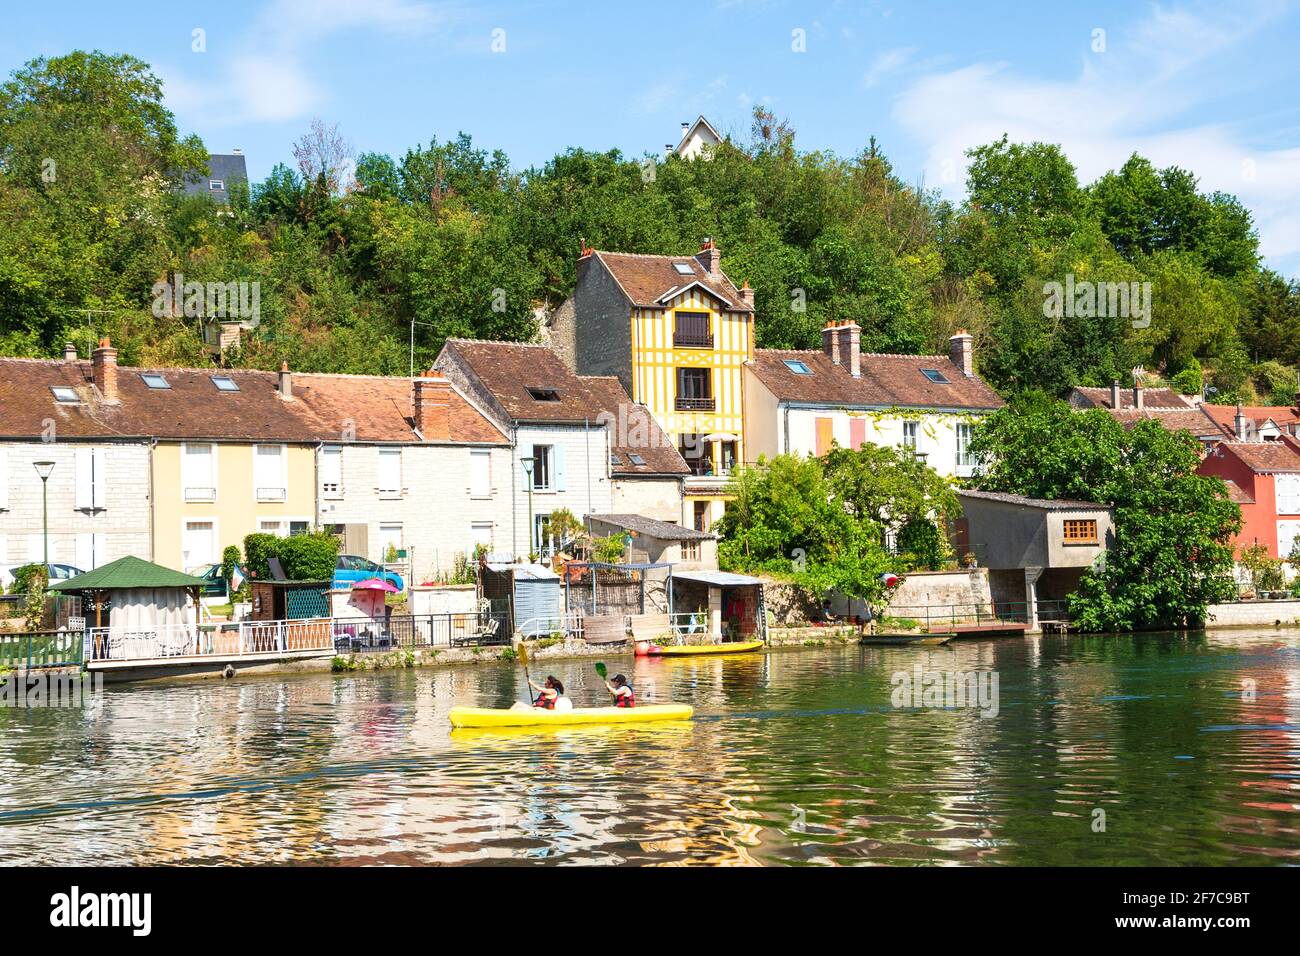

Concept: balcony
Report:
left=673, top=332, right=713, bottom=349
left=675, top=396, right=716, bottom=412
left=256, top=486, right=287, bottom=502
left=184, top=486, right=216, bottom=503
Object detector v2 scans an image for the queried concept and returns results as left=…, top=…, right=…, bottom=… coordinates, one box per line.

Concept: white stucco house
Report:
left=742, top=325, right=1005, bottom=478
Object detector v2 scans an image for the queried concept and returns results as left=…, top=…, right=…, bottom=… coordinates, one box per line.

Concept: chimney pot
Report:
left=949, top=330, right=974, bottom=378
left=413, top=371, right=452, bottom=440
left=92, top=338, right=119, bottom=404
left=1110, top=380, right=1121, bottom=409
left=1133, top=384, right=1144, bottom=411
left=278, top=362, right=293, bottom=400
left=696, top=239, right=721, bottom=278
left=63, top=342, right=77, bottom=362
left=738, top=280, right=755, bottom=310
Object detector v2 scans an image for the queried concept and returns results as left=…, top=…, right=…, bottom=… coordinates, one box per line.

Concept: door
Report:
left=182, top=521, right=215, bottom=570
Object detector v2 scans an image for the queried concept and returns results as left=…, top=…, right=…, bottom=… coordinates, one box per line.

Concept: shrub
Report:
left=592, top=533, right=625, bottom=564
left=243, top=531, right=339, bottom=582
left=8, top=563, right=45, bottom=596
left=242, top=533, right=279, bottom=582
left=1171, top=358, right=1203, bottom=396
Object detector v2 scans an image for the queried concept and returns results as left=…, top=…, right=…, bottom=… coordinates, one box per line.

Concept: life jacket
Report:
left=614, top=684, right=635, bottom=708
left=534, top=690, right=557, bottom=709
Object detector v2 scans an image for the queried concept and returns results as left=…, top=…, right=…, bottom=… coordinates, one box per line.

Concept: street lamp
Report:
left=33, top=461, right=55, bottom=568
left=520, top=457, right=536, bottom=559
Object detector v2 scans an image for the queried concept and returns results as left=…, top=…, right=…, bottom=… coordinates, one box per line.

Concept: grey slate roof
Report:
left=180, top=153, right=249, bottom=204
left=956, top=489, right=1110, bottom=511
left=587, top=513, right=715, bottom=541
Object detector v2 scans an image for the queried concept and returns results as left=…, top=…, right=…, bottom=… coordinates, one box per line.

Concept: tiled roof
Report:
left=1200, top=403, right=1300, bottom=438
left=1221, top=479, right=1254, bottom=505
left=588, top=513, right=715, bottom=541
left=957, top=489, right=1110, bottom=511
left=1069, top=386, right=1193, bottom=410
left=1218, top=441, right=1300, bottom=474
left=1109, top=407, right=1222, bottom=438
left=0, top=356, right=507, bottom=445
left=437, top=340, right=689, bottom=476
left=588, top=250, right=753, bottom=312
left=748, top=349, right=1005, bottom=410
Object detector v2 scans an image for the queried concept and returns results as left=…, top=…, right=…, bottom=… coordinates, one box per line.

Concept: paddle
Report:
left=594, top=661, right=607, bottom=680
left=517, top=639, right=535, bottom=705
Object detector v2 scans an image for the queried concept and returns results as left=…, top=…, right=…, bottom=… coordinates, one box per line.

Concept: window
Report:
left=74, top=447, right=106, bottom=511
left=674, top=311, right=712, bottom=347
left=610, top=453, right=623, bottom=468
left=675, top=368, right=713, bottom=411
left=1062, top=519, right=1099, bottom=544
left=1276, top=475, right=1300, bottom=515
left=534, top=514, right=555, bottom=555
left=682, top=539, right=701, bottom=562
left=75, top=532, right=106, bottom=571
left=469, top=449, right=491, bottom=497
left=320, top=446, right=342, bottom=497
left=783, top=359, right=812, bottom=375
left=628, top=453, right=646, bottom=467
left=209, top=179, right=224, bottom=191
left=254, top=444, right=286, bottom=501
left=955, top=422, right=974, bottom=469
left=849, top=417, right=867, bottom=450
left=815, top=417, right=834, bottom=457
left=378, top=524, right=403, bottom=564
left=376, top=448, right=402, bottom=496
left=182, top=520, right=216, bottom=569
left=51, top=386, right=80, bottom=403
left=470, top=521, right=494, bottom=556
left=182, top=443, right=217, bottom=502
left=920, top=368, right=950, bottom=384
left=530, top=445, right=552, bottom=490
left=141, top=373, right=170, bottom=389
left=259, top=519, right=310, bottom=537
left=693, top=501, right=710, bottom=532
left=211, top=375, right=239, bottom=392
left=901, top=421, right=918, bottom=453
left=679, top=434, right=712, bottom=475
left=673, top=262, right=695, bottom=275
left=527, top=387, right=560, bottom=402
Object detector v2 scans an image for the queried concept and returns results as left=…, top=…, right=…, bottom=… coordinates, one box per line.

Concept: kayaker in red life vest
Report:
left=529, top=676, right=564, bottom=709
left=605, top=674, right=635, bottom=708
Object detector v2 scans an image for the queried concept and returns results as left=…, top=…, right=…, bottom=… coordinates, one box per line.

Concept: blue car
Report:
left=333, top=555, right=404, bottom=591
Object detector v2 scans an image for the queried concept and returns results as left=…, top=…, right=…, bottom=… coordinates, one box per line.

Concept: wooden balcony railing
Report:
left=675, top=397, right=716, bottom=412
left=673, top=332, right=713, bottom=348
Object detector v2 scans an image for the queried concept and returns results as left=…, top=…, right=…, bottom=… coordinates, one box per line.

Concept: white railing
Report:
left=85, top=618, right=335, bottom=662
left=670, top=611, right=713, bottom=639
left=516, top=612, right=584, bottom=640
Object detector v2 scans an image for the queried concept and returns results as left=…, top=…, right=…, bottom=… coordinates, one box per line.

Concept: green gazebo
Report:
left=50, top=556, right=208, bottom=629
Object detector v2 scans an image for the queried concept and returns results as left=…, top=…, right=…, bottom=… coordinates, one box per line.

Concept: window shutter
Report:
left=0, top=447, right=8, bottom=510
left=91, top=447, right=105, bottom=510
left=76, top=533, right=92, bottom=572
left=470, top=450, right=490, bottom=496
left=377, top=449, right=401, bottom=493
left=815, top=418, right=834, bottom=457
left=849, top=418, right=866, bottom=451
left=75, top=447, right=93, bottom=510
left=553, top=443, right=566, bottom=492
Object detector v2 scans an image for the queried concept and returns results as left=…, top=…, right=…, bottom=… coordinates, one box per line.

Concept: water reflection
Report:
left=1, top=630, right=1298, bottom=865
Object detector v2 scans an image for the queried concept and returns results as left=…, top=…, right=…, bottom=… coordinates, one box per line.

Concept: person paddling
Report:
left=529, top=675, right=564, bottom=709
left=605, top=673, right=635, bottom=708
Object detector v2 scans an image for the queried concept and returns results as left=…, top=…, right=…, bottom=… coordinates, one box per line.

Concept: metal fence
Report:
left=0, top=630, right=84, bottom=669
left=333, top=612, right=511, bottom=653
left=883, top=600, right=1069, bottom=629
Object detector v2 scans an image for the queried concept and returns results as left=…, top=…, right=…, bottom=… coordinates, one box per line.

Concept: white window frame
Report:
left=469, top=449, right=492, bottom=498
left=376, top=448, right=403, bottom=498
left=74, top=446, right=107, bottom=512
left=955, top=422, right=974, bottom=474
left=320, top=445, right=343, bottom=499
left=182, top=442, right=218, bottom=503
left=1275, top=474, right=1300, bottom=515
left=531, top=445, right=553, bottom=491
left=181, top=517, right=219, bottom=571
left=254, top=444, right=288, bottom=502
left=75, top=532, right=107, bottom=571
left=901, top=421, right=918, bottom=453
left=258, top=517, right=312, bottom=537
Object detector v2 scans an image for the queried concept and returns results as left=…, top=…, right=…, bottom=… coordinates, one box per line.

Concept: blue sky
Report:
left=4, top=0, right=1300, bottom=277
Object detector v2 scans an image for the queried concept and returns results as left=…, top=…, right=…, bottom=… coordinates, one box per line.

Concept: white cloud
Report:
left=893, top=2, right=1300, bottom=274
left=863, top=46, right=915, bottom=88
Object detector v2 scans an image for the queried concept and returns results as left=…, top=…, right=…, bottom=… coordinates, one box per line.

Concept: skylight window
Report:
left=209, top=179, right=224, bottom=190
left=527, top=387, right=560, bottom=402
left=141, top=373, right=171, bottom=389
left=610, top=453, right=623, bottom=467
left=920, top=368, right=950, bottom=384
left=673, top=262, right=695, bottom=275
left=211, top=375, right=240, bottom=392
left=50, top=386, right=79, bottom=403
left=783, top=359, right=813, bottom=375
left=629, top=453, right=646, bottom=466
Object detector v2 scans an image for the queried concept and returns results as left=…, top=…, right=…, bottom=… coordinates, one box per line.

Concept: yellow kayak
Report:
left=448, top=704, right=694, bottom=728
left=642, top=640, right=765, bottom=657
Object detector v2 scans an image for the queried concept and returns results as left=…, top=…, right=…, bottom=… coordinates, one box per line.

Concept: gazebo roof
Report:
left=48, top=555, right=208, bottom=592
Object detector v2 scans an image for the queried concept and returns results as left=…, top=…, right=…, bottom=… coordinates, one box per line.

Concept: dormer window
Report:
left=673, top=262, right=694, bottom=275
left=141, top=373, right=171, bottom=389
left=527, top=387, right=560, bottom=402
left=210, top=179, right=225, bottom=190
left=920, top=368, right=950, bottom=384
left=51, top=386, right=80, bottom=403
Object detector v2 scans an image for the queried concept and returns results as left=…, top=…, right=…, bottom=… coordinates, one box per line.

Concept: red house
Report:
left=1198, top=437, right=1300, bottom=560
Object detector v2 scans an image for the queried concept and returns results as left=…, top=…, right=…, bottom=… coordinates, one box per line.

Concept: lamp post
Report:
left=33, top=461, right=55, bottom=568
left=520, top=457, right=536, bottom=560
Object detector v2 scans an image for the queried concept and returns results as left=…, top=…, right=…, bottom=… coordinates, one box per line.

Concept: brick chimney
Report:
left=1110, top=380, right=1121, bottom=409
left=1132, top=383, right=1144, bottom=411
left=738, top=280, right=755, bottom=310
left=63, top=342, right=77, bottom=362
left=278, top=361, right=293, bottom=401
left=822, top=320, right=862, bottom=378
left=92, top=338, right=118, bottom=404
left=949, top=330, right=974, bottom=378
left=413, top=371, right=452, bottom=440
left=696, top=238, right=720, bottom=278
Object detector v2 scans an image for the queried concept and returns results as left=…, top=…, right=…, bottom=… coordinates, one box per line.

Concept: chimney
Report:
left=92, top=338, right=118, bottom=404
left=413, top=371, right=452, bottom=440
left=1234, top=402, right=1250, bottom=441
left=1110, top=380, right=1121, bottom=409
left=696, top=238, right=720, bottom=277
left=1132, top=384, right=1144, bottom=411
left=949, top=330, right=974, bottom=378
left=278, top=361, right=293, bottom=401
left=822, top=320, right=862, bottom=378
left=738, top=280, right=755, bottom=311
left=63, top=342, right=77, bottom=362
left=681, top=121, right=690, bottom=137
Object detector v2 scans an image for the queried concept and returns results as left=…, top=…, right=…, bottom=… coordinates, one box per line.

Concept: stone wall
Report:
left=1205, top=599, right=1300, bottom=628
left=885, top=568, right=990, bottom=616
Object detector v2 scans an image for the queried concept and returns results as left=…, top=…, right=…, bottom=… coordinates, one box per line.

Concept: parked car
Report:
left=0, top=562, right=84, bottom=592
left=333, top=555, right=404, bottom=591
left=189, top=564, right=230, bottom=600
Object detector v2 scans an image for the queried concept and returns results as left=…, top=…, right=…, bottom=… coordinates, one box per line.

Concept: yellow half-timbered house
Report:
left=551, top=240, right=755, bottom=531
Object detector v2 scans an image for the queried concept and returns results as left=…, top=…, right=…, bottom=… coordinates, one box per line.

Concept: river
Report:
left=1, top=629, right=1298, bottom=865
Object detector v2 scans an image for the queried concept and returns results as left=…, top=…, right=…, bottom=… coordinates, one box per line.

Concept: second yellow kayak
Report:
left=449, top=704, right=694, bottom=728
left=642, top=640, right=765, bottom=656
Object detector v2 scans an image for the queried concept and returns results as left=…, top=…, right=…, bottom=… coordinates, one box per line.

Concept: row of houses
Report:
left=0, top=240, right=1009, bottom=582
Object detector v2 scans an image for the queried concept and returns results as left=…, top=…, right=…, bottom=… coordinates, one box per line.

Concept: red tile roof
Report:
left=0, top=356, right=507, bottom=445
left=1218, top=441, right=1300, bottom=474
left=1200, top=403, right=1300, bottom=439
left=588, top=250, right=753, bottom=312
left=748, top=349, right=1004, bottom=410
left=437, top=340, right=689, bottom=476
left=1069, top=386, right=1193, bottom=410
left=1221, top=479, right=1255, bottom=505
left=1109, top=407, right=1222, bottom=438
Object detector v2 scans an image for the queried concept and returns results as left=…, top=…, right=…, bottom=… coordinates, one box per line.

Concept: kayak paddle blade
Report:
left=594, top=662, right=607, bottom=679
left=516, top=640, right=529, bottom=667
